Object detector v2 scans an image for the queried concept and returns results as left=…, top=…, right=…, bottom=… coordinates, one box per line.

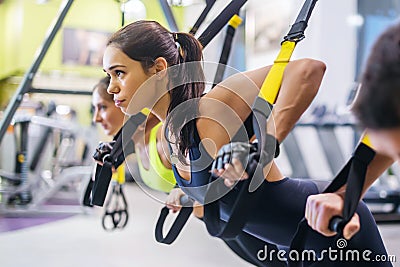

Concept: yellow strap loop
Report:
left=360, top=133, right=374, bottom=150
left=112, top=164, right=125, bottom=184
left=141, top=108, right=151, bottom=116
left=228, top=14, right=242, bottom=29
left=258, top=41, right=296, bottom=104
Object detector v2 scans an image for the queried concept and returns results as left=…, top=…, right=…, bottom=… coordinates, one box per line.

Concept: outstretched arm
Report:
left=201, top=58, right=326, bottom=185
left=306, top=149, right=394, bottom=239
left=199, top=58, right=326, bottom=156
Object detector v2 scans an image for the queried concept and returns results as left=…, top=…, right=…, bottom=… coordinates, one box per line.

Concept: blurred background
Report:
left=0, top=0, right=399, bottom=266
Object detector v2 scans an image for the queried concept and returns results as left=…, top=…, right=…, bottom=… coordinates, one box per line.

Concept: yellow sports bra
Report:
left=136, top=122, right=176, bottom=193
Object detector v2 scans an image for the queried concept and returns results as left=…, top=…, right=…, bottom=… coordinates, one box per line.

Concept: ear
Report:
left=153, top=57, right=168, bottom=79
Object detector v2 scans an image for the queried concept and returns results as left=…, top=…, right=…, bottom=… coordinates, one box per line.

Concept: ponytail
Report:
left=166, top=32, right=205, bottom=162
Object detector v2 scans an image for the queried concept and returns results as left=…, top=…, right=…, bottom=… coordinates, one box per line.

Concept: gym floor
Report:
left=0, top=183, right=399, bottom=267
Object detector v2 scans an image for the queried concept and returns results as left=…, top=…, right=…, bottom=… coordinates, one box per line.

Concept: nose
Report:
left=92, top=108, right=102, bottom=124
left=107, top=78, right=120, bottom=94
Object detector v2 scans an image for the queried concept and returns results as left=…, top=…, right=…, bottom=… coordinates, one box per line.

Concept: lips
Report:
left=114, top=99, right=125, bottom=107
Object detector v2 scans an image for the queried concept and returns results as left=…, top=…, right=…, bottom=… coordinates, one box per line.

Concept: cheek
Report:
left=109, top=109, right=124, bottom=125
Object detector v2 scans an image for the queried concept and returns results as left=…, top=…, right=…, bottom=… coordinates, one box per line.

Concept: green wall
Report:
left=0, top=0, right=185, bottom=109
left=0, top=0, right=185, bottom=79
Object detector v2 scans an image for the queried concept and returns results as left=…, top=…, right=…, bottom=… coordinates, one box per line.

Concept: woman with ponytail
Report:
left=103, top=20, right=389, bottom=266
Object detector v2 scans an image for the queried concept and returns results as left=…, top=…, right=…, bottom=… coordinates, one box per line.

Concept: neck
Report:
left=150, top=91, right=170, bottom=122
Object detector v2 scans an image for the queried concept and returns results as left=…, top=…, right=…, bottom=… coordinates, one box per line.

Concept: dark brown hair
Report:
left=107, top=20, right=205, bottom=158
left=352, top=22, right=400, bottom=129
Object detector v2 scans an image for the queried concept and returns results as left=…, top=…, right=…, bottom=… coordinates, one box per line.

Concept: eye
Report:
left=99, top=104, right=107, bottom=111
left=115, top=70, right=124, bottom=77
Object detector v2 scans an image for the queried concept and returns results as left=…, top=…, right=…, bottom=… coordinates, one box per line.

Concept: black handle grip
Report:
left=329, top=216, right=344, bottom=233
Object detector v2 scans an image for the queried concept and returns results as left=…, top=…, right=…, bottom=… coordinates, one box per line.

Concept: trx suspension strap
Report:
left=159, top=0, right=179, bottom=33
left=90, top=112, right=147, bottom=206
left=189, top=0, right=216, bottom=35
left=328, top=134, right=375, bottom=232
left=197, top=0, right=247, bottom=48
left=288, top=135, right=375, bottom=267
left=203, top=0, right=318, bottom=240
left=155, top=1, right=247, bottom=245
left=213, top=14, right=243, bottom=87
left=155, top=195, right=194, bottom=244
left=102, top=165, right=129, bottom=231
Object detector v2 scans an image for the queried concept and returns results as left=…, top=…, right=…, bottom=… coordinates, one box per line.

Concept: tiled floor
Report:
left=0, top=183, right=399, bottom=267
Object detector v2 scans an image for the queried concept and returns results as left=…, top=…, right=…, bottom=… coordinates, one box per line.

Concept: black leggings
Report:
left=217, top=178, right=391, bottom=266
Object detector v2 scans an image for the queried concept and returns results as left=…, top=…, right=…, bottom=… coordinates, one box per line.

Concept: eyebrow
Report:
left=103, top=64, right=125, bottom=72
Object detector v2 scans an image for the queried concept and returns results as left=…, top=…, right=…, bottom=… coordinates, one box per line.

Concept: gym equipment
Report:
left=159, top=0, right=179, bottom=32
left=288, top=109, right=399, bottom=263
left=287, top=108, right=400, bottom=222
left=0, top=104, right=95, bottom=214
left=203, top=0, right=318, bottom=241
left=101, top=165, right=129, bottom=231
left=155, top=1, right=318, bottom=266
left=189, top=0, right=216, bottom=35
left=213, top=14, right=243, bottom=87
left=0, top=0, right=74, bottom=143
left=155, top=195, right=194, bottom=244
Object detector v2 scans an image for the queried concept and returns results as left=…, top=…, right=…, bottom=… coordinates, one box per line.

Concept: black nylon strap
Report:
left=90, top=113, right=146, bottom=207
left=335, top=143, right=375, bottom=230
left=189, top=0, right=216, bottom=35
left=288, top=143, right=376, bottom=267
left=91, top=163, right=113, bottom=206
left=203, top=0, right=317, bottom=243
left=198, top=0, right=247, bottom=47
left=213, top=23, right=237, bottom=87
left=284, top=0, right=318, bottom=42
left=82, top=177, right=94, bottom=207
left=155, top=198, right=194, bottom=244
left=203, top=166, right=264, bottom=238
left=203, top=98, right=272, bottom=239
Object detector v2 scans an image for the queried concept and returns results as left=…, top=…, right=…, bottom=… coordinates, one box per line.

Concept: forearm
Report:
left=362, top=152, right=394, bottom=196
left=331, top=152, right=393, bottom=199
left=267, top=59, right=326, bottom=142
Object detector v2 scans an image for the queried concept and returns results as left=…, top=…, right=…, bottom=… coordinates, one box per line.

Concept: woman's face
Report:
left=369, top=127, right=400, bottom=161
left=92, top=88, right=125, bottom=136
left=103, top=46, right=154, bottom=115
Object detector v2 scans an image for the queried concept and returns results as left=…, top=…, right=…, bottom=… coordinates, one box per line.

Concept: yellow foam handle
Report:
left=228, top=14, right=242, bottom=29
left=258, top=41, right=296, bottom=104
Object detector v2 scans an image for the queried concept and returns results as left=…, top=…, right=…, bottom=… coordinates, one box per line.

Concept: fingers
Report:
left=343, top=213, right=360, bottom=240
left=213, top=158, right=249, bottom=187
left=306, top=193, right=361, bottom=240
left=305, top=193, right=341, bottom=237
left=94, top=160, right=104, bottom=166
left=211, top=146, right=229, bottom=171
left=211, top=143, right=253, bottom=187
left=165, top=188, right=185, bottom=213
